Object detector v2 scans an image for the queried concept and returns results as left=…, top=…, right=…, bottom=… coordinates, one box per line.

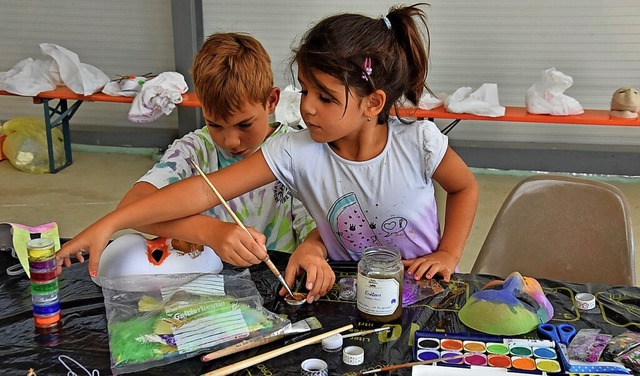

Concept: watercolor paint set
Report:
left=413, top=330, right=632, bottom=375
left=413, top=330, right=566, bottom=374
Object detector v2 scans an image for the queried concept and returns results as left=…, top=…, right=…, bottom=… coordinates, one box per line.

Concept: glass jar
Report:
left=356, top=247, right=403, bottom=322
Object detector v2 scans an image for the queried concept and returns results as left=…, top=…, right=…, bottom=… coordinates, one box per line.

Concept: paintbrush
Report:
left=341, top=327, right=390, bottom=339
left=187, top=157, right=296, bottom=298
left=357, top=354, right=466, bottom=375
left=203, top=324, right=353, bottom=376
left=303, top=326, right=391, bottom=346
left=201, top=316, right=322, bottom=362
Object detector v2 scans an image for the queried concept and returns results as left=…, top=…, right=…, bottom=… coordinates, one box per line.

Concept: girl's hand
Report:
left=280, top=231, right=334, bottom=303
left=403, top=251, right=458, bottom=282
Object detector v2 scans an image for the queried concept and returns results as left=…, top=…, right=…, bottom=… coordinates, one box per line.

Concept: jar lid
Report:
left=322, top=334, right=343, bottom=352
left=27, top=238, right=55, bottom=250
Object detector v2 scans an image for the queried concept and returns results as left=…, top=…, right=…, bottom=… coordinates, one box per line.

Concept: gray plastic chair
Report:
left=471, top=175, right=635, bottom=286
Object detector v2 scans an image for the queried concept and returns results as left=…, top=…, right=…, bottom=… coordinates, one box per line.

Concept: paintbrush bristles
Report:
left=301, top=316, right=323, bottom=331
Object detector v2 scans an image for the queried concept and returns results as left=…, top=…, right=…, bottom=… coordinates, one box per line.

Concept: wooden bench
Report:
left=0, top=87, right=200, bottom=173
left=395, top=105, right=640, bottom=135
left=2, top=87, right=639, bottom=173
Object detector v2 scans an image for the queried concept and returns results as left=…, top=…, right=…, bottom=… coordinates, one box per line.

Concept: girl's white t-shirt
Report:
left=261, top=117, right=448, bottom=261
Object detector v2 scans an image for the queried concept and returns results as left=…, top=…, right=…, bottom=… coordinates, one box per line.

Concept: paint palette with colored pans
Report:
left=413, top=330, right=565, bottom=374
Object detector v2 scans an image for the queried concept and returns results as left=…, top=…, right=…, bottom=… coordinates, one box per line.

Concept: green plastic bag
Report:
left=2, top=117, right=65, bottom=174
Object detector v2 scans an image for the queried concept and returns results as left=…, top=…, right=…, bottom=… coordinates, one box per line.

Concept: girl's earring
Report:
left=367, top=118, right=371, bottom=122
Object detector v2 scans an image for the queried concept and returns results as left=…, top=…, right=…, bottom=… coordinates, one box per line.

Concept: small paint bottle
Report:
left=356, top=247, right=403, bottom=322
left=27, top=238, right=61, bottom=329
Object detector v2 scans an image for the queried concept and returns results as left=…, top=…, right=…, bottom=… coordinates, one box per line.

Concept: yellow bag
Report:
left=2, top=117, right=65, bottom=174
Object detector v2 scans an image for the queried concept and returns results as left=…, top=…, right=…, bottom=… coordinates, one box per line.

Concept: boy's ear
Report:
left=266, top=87, right=281, bottom=114
left=363, top=89, right=386, bottom=118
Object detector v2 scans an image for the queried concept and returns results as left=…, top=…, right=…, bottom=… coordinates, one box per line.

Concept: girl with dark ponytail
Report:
left=276, top=3, right=478, bottom=302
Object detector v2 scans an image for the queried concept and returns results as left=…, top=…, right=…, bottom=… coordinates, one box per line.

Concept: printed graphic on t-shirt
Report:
left=328, top=193, right=412, bottom=258
left=328, top=192, right=381, bottom=258
left=380, top=217, right=408, bottom=237
left=273, top=182, right=291, bottom=204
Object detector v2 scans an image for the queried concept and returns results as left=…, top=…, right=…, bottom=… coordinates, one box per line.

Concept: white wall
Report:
left=1, top=1, right=640, bottom=147
left=0, top=0, right=177, bottom=131
left=204, top=0, right=640, bottom=147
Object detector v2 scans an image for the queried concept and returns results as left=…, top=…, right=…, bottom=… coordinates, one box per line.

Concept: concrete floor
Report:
left=2, top=150, right=639, bottom=284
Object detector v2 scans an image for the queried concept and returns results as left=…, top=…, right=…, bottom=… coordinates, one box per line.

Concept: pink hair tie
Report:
left=362, top=57, right=373, bottom=81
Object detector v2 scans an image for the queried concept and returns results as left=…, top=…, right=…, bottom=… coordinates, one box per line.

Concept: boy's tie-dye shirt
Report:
left=139, top=122, right=316, bottom=253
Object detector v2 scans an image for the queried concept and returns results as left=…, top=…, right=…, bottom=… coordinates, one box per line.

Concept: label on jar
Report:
left=357, top=274, right=400, bottom=316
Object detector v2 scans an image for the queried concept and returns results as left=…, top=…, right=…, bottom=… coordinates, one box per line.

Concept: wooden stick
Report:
left=341, top=327, right=390, bottom=339
left=201, top=332, right=284, bottom=362
left=187, top=157, right=295, bottom=297
left=188, top=158, right=249, bottom=235
left=358, top=354, right=466, bottom=375
left=308, top=327, right=390, bottom=345
left=202, top=324, right=353, bottom=376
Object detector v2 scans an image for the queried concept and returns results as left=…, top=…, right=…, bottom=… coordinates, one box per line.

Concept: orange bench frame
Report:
left=395, top=105, right=640, bottom=135
left=0, top=87, right=200, bottom=173
left=2, top=86, right=638, bottom=172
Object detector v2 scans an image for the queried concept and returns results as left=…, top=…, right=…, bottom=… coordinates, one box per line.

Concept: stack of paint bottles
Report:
left=27, top=238, right=61, bottom=330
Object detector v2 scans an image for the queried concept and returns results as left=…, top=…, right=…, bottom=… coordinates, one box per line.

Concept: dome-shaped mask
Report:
left=93, top=233, right=223, bottom=287
left=458, top=271, right=554, bottom=335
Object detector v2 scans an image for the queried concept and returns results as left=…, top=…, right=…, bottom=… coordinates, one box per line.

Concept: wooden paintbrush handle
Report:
left=310, top=327, right=390, bottom=345
left=263, top=257, right=294, bottom=297
left=203, top=324, right=353, bottom=376
left=359, top=354, right=467, bottom=375
left=201, top=333, right=285, bottom=362
left=263, top=256, right=282, bottom=277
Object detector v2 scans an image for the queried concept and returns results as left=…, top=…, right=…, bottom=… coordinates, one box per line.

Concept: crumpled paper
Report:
left=0, top=43, right=109, bottom=96
left=445, top=83, right=505, bottom=117
left=418, top=91, right=447, bottom=110
left=275, top=85, right=305, bottom=127
left=525, top=67, right=584, bottom=116
left=128, top=72, right=188, bottom=123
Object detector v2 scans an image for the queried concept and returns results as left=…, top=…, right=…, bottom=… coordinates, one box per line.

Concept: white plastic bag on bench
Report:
left=275, top=85, right=304, bottom=127
left=0, top=58, right=57, bottom=96
left=0, top=43, right=109, bottom=96
left=445, top=83, right=506, bottom=117
left=41, top=43, right=110, bottom=96
left=525, top=67, right=584, bottom=116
